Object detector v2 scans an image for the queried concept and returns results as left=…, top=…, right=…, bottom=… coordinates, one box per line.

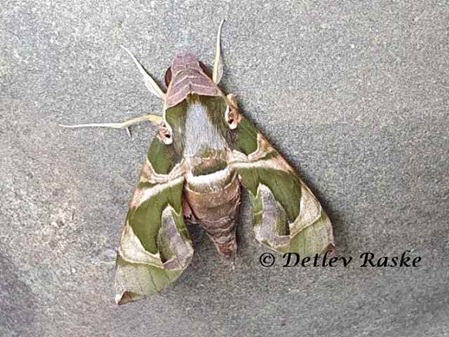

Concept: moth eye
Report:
left=225, top=106, right=238, bottom=130
left=159, top=122, right=173, bottom=145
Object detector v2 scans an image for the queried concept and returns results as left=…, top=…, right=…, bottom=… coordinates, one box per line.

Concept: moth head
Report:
left=164, top=53, right=222, bottom=109
left=164, top=61, right=212, bottom=87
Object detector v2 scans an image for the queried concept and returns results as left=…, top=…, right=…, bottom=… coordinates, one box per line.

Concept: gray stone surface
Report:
left=1, top=1, right=448, bottom=336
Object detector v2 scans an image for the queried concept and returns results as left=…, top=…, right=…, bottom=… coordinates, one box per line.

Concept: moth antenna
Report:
left=59, top=114, right=163, bottom=133
left=120, top=46, right=166, bottom=99
left=212, top=19, right=225, bottom=84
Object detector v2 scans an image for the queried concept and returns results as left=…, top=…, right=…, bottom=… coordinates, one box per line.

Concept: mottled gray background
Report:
left=1, top=0, right=448, bottom=336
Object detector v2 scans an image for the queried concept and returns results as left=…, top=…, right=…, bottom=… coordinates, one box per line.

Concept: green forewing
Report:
left=115, top=136, right=192, bottom=305
left=231, top=117, right=334, bottom=256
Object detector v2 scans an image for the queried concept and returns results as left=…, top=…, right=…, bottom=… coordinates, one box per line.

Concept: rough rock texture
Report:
left=1, top=1, right=448, bottom=336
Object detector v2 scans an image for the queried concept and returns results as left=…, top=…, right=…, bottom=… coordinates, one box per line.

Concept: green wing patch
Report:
left=115, top=136, right=192, bottom=304
left=230, top=116, right=334, bottom=256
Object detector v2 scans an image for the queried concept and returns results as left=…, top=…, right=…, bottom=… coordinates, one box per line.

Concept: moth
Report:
left=61, top=20, right=334, bottom=305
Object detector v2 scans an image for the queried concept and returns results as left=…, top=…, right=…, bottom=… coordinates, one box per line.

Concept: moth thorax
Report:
left=183, top=102, right=227, bottom=158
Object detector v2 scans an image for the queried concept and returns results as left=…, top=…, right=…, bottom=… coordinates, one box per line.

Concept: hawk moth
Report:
left=61, top=20, right=334, bottom=305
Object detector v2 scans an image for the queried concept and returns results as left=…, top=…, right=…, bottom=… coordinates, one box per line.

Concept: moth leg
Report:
left=59, top=114, right=162, bottom=136
left=182, top=198, right=199, bottom=225
left=120, top=46, right=166, bottom=100
left=212, top=19, right=225, bottom=84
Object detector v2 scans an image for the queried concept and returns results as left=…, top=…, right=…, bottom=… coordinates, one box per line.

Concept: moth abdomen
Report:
left=184, top=169, right=241, bottom=258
